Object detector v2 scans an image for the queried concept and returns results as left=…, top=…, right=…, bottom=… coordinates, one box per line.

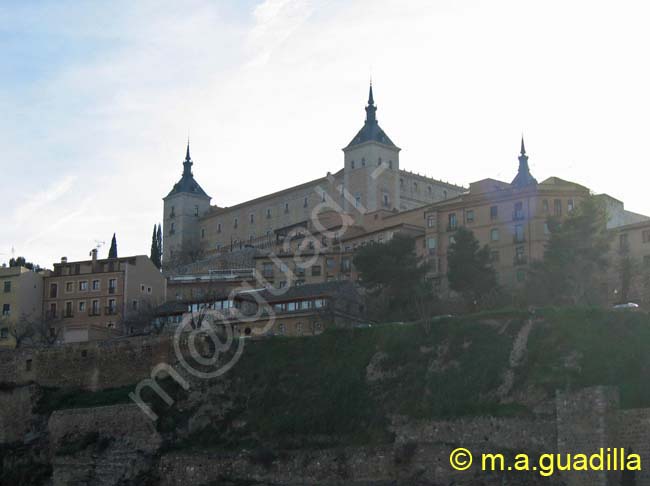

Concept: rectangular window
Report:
left=49, top=283, right=58, bottom=299
left=466, top=210, right=474, bottom=223
left=266, top=208, right=272, bottom=219
left=107, top=299, right=116, bottom=314
left=262, top=262, right=274, bottom=278
left=65, top=281, right=74, bottom=292
left=383, top=194, right=390, bottom=207
left=427, top=237, right=437, bottom=250
left=250, top=213, right=254, bottom=224
left=514, top=201, right=524, bottom=220
left=79, top=281, right=88, bottom=291
left=643, top=230, right=650, bottom=243
left=3, top=281, right=10, bottom=293
left=515, top=246, right=526, bottom=265
left=91, top=300, right=100, bottom=316
left=448, top=213, right=457, bottom=231
left=311, top=265, right=322, bottom=276
left=490, top=228, right=499, bottom=241
left=554, top=199, right=562, bottom=217
left=341, top=257, right=351, bottom=272
left=0, top=328, right=7, bottom=339
left=1, top=304, right=9, bottom=317
left=217, top=223, right=222, bottom=233
left=620, top=233, right=629, bottom=251
left=108, top=279, right=117, bottom=294
left=284, top=202, right=289, bottom=213
left=326, top=258, right=335, bottom=270
left=64, top=301, right=73, bottom=318
left=568, top=199, right=575, bottom=212
left=92, top=280, right=100, bottom=290
left=234, top=218, right=238, bottom=228
left=303, top=197, right=308, bottom=208
left=78, top=301, right=86, bottom=312
left=515, top=224, right=525, bottom=243
left=427, top=216, right=435, bottom=228
left=490, top=205, right=498, bottom=220
left=543, top=199, right=549, bottom=213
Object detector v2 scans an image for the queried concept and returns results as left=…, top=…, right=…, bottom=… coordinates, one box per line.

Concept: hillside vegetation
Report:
left=37, top=308, right=650, bottom=452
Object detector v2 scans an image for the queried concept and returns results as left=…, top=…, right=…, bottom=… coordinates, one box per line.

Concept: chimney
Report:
left=91, top=249, right=98, bottom=262
left=61, top=257, right=68, bottom=264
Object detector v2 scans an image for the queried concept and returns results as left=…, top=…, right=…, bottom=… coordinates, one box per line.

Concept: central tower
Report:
left=343, top=84, right=400, bottom=214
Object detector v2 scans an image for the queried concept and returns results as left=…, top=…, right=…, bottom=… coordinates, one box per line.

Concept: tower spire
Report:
left=511, top=135, right=537, bottom=187
left=182, top=140, right=193, bottom=177
left=365, top=81, right=377, bottom=123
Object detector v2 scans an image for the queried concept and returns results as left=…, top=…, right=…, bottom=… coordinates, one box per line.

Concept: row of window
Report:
left=442, top=199, right=573, bottom=231
left=349, top=158, right=394, bottom=170
left=47, top=298, right=119, bottom=318
left=272, top=299, right=327, bottom=312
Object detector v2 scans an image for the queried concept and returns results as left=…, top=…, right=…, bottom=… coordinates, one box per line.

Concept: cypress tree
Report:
left=157, top=224, right=163, bottom=267
left=108, top=233, right=118, bottom=259
left=150, top=225, right=159, bottom=268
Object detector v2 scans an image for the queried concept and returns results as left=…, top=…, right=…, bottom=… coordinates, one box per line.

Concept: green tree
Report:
left=8, top=256, right=42, bottom=271
left=157, top=224, right=163, bottom=267
left=446, top=227, right=498, bottom=307
left=150, top=225, right=160, bottom=268
left=353, top=234, right=432, bottom=321
left=526, top=195, right=611, bottom=306
left=108, top=233, right=118, bottom=259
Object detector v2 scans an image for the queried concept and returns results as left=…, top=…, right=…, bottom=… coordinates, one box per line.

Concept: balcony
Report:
left=105, top=307, right=118, bottom=316
left=512, top=211, right=525, bottom=221
left=108, top=287, right=116, bottom=294
left=446, top=224, right=458, bottom=232
left=63, top=311, right=74, bottom=319
left=513, top=256, right=528, bottom=266
left=88, top=309, right=101, bottom=317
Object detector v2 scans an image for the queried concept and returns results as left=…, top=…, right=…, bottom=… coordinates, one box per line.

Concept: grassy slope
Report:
left=37, top=308, right=650, bottom=450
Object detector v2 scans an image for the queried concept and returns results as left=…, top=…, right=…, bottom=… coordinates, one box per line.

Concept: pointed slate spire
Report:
left=511, top=135, right=538, bottom=187
left=365, top=81, right=377, bottom=123
left=182, top=139, right=193, bottom=177
left=345, top=81, right=397, bottom=149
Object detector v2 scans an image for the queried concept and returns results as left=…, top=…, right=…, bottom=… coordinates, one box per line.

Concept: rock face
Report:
left=48, top=404, right=162, bottom=486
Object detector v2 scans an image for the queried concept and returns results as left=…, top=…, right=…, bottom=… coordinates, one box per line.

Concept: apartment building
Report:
left=43, top=251, right=166, bottom=343
left=0, top=266, right=44, bottom=348
left=608, top=219, right=650, bottom=305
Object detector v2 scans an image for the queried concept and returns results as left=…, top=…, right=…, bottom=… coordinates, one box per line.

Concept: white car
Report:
left=613, top=302, right=640, bottom=310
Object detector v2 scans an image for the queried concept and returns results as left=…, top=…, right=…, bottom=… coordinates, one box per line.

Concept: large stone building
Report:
left=43, top=251, right=167, bottom=343
left=162, top=86, right=650, bottom=307
left=162, top=84, right=464, bottom=265
left=0, top=266, right=44, bottom=348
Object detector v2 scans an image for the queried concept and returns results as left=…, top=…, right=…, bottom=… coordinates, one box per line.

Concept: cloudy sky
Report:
left=2, top=0, right=649, bottom=267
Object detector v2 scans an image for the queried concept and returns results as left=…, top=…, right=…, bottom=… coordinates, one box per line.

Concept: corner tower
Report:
left=343, top=83, right=401, bottom=214
left=162, top=142, right=211, bottom=267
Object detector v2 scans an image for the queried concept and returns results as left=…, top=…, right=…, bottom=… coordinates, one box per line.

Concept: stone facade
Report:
left=162, top=86, right=463, bottom=266
left=48, top=404, right=162, bottom=486
left=0, top=266, right=44, bottom=348
left=43, top=253, right=167, bottom=343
